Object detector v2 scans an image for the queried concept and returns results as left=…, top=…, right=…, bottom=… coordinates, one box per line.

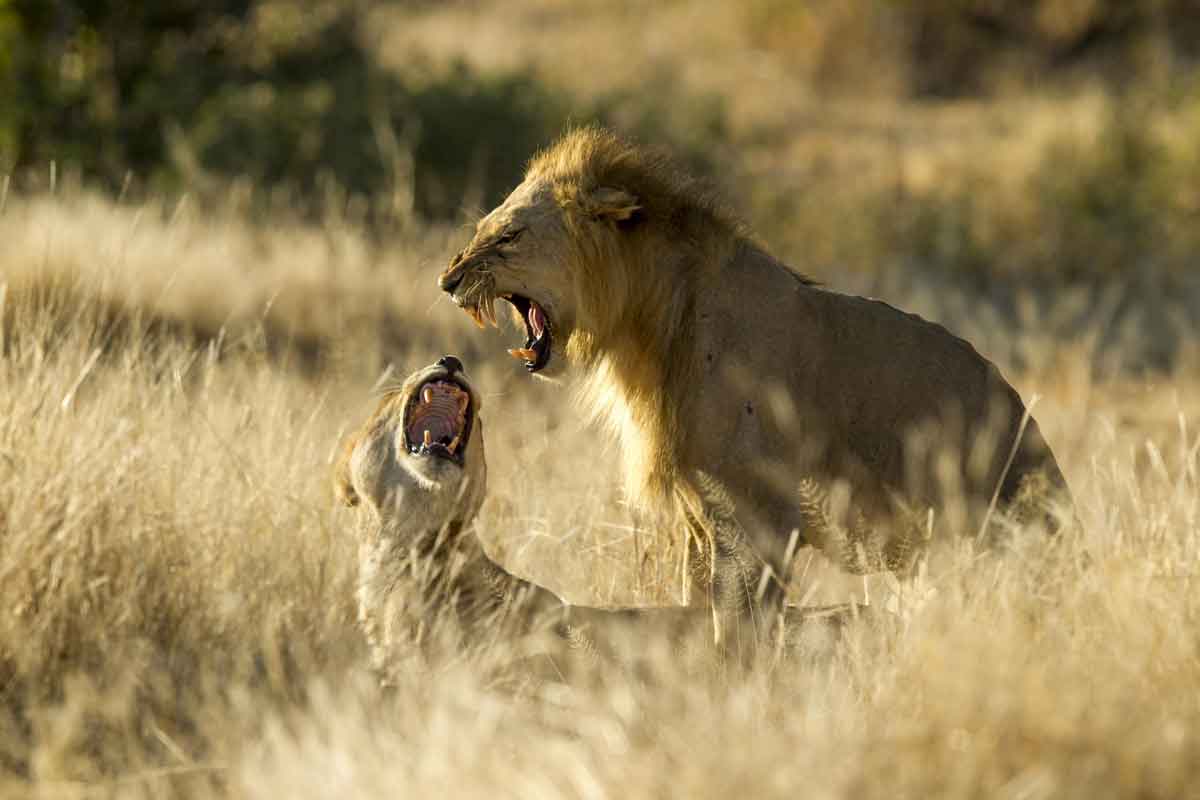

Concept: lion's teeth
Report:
left=422, top=387, right=433, bottom=404
left=482, top=296, right=499, bottom=328
left=507, top=348, right=537, bottom=362
left=423, top=429, right=432, bottom=446
left=448, top=435, right=461, bottom=453
left=466, top=305, right=486, bottom=329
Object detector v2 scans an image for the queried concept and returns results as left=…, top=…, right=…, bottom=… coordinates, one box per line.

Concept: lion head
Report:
left=437, top=127, right=754, bottom=506
left=334, top=355, right=486, bottom=534
left=438, top=126, right=741, bottom=382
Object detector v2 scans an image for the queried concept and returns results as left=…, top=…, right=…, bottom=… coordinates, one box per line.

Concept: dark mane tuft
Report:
left=528, top=126, right=744, bottom=238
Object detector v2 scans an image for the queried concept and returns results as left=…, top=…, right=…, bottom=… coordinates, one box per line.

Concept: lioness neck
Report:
left=364, top=520, right=522, bottom=611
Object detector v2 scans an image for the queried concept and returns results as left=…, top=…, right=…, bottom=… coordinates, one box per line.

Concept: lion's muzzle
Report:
left=438, top=251, right=468, bottom=292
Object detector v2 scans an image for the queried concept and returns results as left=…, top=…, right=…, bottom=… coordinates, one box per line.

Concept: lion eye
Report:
left=497, top=228, right=524, bottom=246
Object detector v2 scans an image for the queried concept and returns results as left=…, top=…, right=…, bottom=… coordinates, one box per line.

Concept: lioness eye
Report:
left=498, top=228, right=523, bottom=245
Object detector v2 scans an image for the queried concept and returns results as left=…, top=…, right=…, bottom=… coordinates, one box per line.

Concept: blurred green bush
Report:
left=749, top=93, right=1200, bottom=286
left=2, top=0, right=1194, bottom=286
left=900, top=102, right=1200, bottom=282
left=0, top=0, right=725, bottom=226
left=0, top=1, right=570, bottom=221
left=744, top=0, right=1200, bottom=97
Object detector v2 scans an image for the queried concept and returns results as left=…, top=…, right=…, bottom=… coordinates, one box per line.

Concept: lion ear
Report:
left=586, top=186, right=641, bottom=223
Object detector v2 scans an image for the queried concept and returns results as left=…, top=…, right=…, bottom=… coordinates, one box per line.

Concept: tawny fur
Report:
left=335, top=361, right=562, bottom=678
left=441, top=126, right=1073, bottom=645
left=335, top=360, right=725, bottom=678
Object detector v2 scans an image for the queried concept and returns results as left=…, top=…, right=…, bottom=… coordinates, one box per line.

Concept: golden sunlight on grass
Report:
left=0, top=184, right=1196, bottom=798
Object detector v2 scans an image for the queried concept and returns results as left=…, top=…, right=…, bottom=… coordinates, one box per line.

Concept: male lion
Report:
left=437, top=127, right=1072, bottom=649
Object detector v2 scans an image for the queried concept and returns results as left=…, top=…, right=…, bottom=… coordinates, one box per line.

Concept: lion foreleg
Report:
left=681, top=474, right=788, bottom=657
left=677, top=506, right=714, bottom=609
left=708, top=520, right=793, bottom=664
left=680, top=520, right=693, bottom=608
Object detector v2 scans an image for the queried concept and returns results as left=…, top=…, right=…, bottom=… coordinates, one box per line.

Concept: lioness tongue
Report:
left=529, top=303, right=546, bottom=338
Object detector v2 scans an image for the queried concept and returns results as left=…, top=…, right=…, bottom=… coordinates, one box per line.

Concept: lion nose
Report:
left=438, top=270, right=463, bottom=292
left=437, top=355, right=464, bottom=374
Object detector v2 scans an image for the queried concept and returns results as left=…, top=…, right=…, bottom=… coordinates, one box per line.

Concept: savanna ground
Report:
left=2, top=1, right=1200, bottom=797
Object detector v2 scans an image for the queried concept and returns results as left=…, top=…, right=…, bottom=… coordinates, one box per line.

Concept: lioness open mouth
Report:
left=403, top=379, right=474, bottom=464
left=500, top=294, right=551, bottom=373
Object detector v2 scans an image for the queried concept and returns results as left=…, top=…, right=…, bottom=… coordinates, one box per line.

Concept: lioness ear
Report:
left=586, top=186, right=641, bottom=223
left=333, top=435, right=362, bottom=507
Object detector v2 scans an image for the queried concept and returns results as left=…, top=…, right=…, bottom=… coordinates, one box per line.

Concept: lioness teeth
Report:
left=423, top=429, right=433, bottom=446
left=507, top=348, right=538, bottom=362
left=422, top=387, right=433, bottom=404
left=465, top=305, right=486, bottom=329
left=448, top=435, right=461, bottom=453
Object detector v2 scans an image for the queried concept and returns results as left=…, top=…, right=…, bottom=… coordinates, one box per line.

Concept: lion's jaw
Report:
left=396, top=366, right=486, bottom=522
left=345, top=360, right=487, bottom=537
left=440, top=180, right=576, bottom=378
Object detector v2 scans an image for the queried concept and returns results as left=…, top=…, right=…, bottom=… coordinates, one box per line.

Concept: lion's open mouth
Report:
left=403, top=379, right=473, bottom=464
left=455, top=289, right=552, bottom=374
left=500, top=294, right=551, bottom=373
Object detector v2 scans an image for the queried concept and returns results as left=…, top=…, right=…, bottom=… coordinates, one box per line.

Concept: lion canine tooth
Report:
left=465, top=305, right=486, bottom=329
left=448, top=435, right=461, bottom=453
left=422, top=386, right=433, bottom=404
left=423, top=429, right=432, bottom=447
left=507, top=348, right=538, bottom=362
left=482, top=296, right=499, bottom=328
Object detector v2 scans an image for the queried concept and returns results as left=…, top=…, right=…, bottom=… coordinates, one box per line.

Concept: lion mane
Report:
left=526, top=129, right=795, bottom=506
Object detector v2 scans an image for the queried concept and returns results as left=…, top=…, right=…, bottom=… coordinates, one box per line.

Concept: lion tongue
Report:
left=528, top=302, right=546, bottom=338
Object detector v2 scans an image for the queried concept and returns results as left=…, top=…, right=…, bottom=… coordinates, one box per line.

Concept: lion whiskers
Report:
left=455, top=270, right=501, bottom=329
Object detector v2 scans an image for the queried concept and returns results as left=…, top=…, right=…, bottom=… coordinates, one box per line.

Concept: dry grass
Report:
left=3, top=2, right=1198, bottom=796
left=0, top=184, right=1197, bottom=799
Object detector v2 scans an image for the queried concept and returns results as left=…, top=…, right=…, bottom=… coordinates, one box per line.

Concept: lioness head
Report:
left=335, top=355, right=486, bottom=532
left=438, top=127, right=729, bottom=380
